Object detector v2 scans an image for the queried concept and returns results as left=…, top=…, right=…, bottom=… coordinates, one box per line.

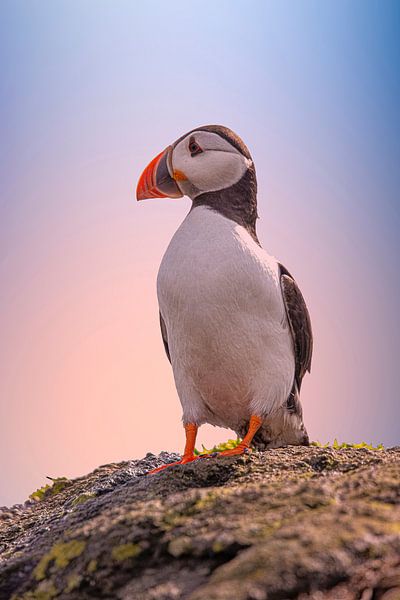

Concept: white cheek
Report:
left=174, top=151, right=248, bottom=195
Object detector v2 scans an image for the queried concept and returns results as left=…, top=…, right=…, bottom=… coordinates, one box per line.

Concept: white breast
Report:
left=157, top=206, right=295, bottom=429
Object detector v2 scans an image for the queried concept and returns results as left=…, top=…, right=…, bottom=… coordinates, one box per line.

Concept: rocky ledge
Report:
left=0, top=446, right=399, bottom=600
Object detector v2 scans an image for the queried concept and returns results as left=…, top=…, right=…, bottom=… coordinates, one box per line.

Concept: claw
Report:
left=198, top=452, right=217, bottom=459
left=216, top=444, right=252, bottom=458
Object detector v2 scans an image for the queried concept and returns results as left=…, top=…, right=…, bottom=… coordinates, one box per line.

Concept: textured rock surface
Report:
left=0, top=447, right=399, bottom=600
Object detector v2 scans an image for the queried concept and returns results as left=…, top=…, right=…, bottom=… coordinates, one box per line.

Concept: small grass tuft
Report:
left=196, top=438, right=385, bottom=455
left=86, top=559, right=98, bottom=574
left=72, top=493, right=95, bottom=506
left=194, top=438, right=241, bottom=455
left=311, top=440, right=385, bottom=450
left=29, top=477, right=71, bottom=502
left=111, top=543, right=141, bottom=561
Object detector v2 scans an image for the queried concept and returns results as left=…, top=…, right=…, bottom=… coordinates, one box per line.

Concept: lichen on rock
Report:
left=33, top=540, right=86, bottom=582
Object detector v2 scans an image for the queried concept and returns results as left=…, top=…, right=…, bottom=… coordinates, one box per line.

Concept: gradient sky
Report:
left=1, top=0, right=399, bottom=506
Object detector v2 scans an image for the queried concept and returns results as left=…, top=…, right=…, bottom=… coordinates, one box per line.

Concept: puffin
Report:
left=136, top=125, right=312, bottom=473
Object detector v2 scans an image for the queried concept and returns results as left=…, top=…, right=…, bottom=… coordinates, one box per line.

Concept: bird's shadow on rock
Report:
left=126, top=452, right=250, bottom=496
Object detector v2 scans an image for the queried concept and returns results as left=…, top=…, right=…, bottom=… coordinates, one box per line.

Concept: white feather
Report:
left=172, top=131, right=248, bottom=196
left=157, top=206, right=295, bottom=429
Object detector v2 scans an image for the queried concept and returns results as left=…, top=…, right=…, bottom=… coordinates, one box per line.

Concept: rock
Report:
left=0, top=446, right=399, bottom=599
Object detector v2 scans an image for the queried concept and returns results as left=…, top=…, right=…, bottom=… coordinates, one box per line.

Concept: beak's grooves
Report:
left=136, top=147, right=183, bottom=201
left=136, top=151, right=169, bottom=200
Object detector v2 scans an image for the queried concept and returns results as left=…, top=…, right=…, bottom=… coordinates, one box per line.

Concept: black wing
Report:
left=279, top=263, right=313, bottom=390
left=159, top=312, right=171, bottom=363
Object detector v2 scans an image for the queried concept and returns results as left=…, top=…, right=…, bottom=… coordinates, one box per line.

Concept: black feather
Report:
left=279, top=263, right=313, bottom=390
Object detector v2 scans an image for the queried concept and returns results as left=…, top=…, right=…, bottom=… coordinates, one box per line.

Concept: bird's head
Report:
left=136, top=125, right=258, bottom=238
left=136, top=125, right=256, bottom=202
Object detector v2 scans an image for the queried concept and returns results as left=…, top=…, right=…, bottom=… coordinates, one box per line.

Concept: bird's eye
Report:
left=188, top=137, right=203, bottom=156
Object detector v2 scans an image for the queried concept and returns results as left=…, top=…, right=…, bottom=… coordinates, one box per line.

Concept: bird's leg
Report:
left=217, top=415, right=263, bottom=457
left=148, top=423, right=199, bottom=474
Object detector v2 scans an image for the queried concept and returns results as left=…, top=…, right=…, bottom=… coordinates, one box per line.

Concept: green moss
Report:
left=196, top=438, right=385, bottom=455
left=365, top=500, right=393, bottom=511
left=310, top=441, right=331, bottom=448
left=29, top=485, right=51, bottom=502
left=50, top=477, right=71, bottom=494
left=388, top=522, right=400, bottom=534
left=111, top=543, right=141, bottom=561
left=197, top=438, right=385, bottom=455
left=194, top=495, right=217, bottom=511
left=311, top=440, right=385, bottom=450
left=72, top=493, right=95, bottom=506
left=29, top=477, right=71, bottom=502
left=194, top=438, right=241, bottom=455
left=86, top=559, right=98, bottom=574
left=161, top=510, right=185, bottom=529
left=297, top=472, right=314, bottom=480
left=34, top=540, right=86, bottom=581
left=19, top=581, right=58, bottom=600
left=212, top=540, right=225, bottom=553
left=65, top=573, right=82, bottom=592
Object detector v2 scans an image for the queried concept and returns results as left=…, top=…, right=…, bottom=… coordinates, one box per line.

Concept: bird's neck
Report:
left=190, top=168, right=259, bottom=243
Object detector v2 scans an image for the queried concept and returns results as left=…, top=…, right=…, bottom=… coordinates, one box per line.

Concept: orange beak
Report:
left=136, top=146, right=183, bottom=201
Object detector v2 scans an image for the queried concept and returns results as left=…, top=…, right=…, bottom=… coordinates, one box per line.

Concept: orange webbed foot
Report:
left=215, top=415, right=262, bottom=458
left=147, top=454, right=200, bottom=475
left=147, top=423, right=199, bottom=475
left=147, top=416, right=262, bottom=473
left=216, top=443, right=252, bottom=458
